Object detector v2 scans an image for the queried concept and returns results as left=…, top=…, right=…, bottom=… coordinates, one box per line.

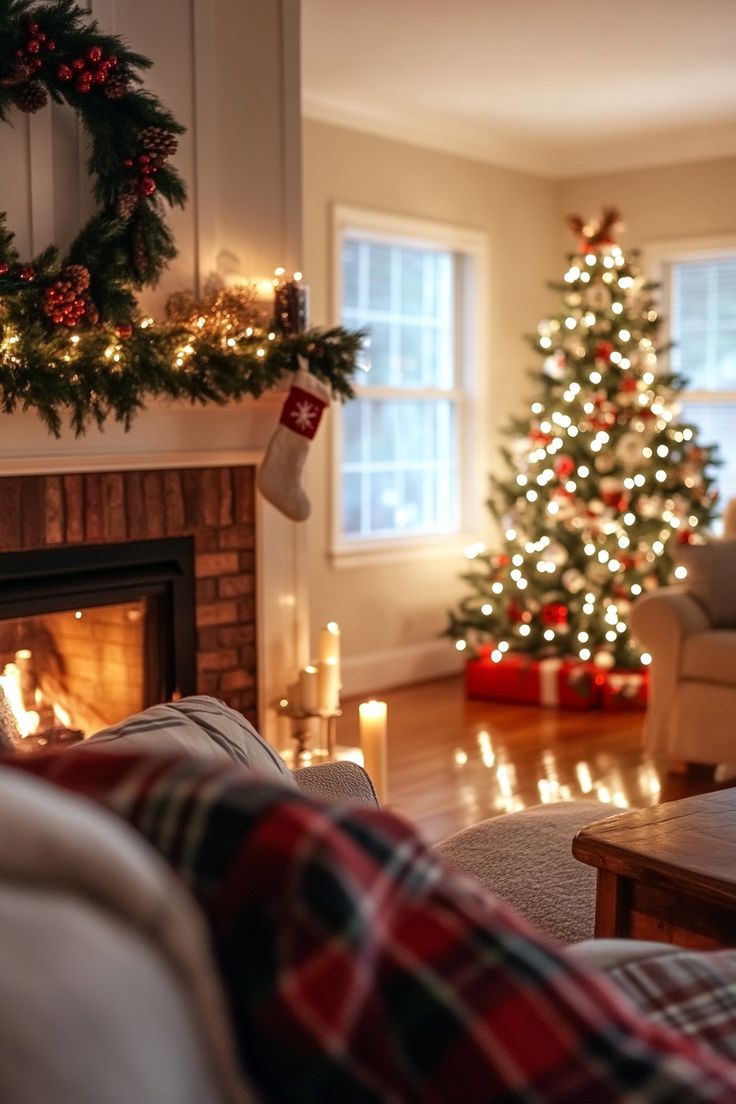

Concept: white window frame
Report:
left=331, top=205, right=487, bottom=566
left=646, top=233, right=736, bottom=518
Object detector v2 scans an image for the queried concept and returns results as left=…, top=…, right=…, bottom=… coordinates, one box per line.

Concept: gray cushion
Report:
left=88, top=696, right=294, bottom=786
left=676, top=540, right=736, bottom=627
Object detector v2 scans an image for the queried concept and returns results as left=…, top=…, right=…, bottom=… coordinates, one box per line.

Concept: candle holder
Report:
left=275, top=699, right=342, bottom=766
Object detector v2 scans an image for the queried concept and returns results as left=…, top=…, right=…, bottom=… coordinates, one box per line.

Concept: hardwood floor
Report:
left=336, top=676, right=730, bottom=845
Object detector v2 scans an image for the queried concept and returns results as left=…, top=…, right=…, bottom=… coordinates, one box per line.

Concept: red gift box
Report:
left=465, top=650, right=601, bottom=710
left=600, top=668, right=648, bottom=712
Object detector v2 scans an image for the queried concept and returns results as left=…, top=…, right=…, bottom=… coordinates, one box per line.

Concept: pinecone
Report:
left=11, top=80, right=48, bottom=113
left=64, top=265, right=91, bottom=294
left=0, top=60, right=34, bottom=87
left=82, top=294, right=99, bottom=326
left=116, top=184, right=138, bottom=220
left=138, top=125, right=178, bottom=161
left=104, top=70, right=130, bottom=100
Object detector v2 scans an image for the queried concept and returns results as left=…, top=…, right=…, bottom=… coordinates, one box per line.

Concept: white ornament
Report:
left=615, top=431, right=644, bottom=470
left=585, top=283, right=612, bottom=311
left=593, top=650, right=615, bottom=669
left=562, top=568, right=585, bottom=593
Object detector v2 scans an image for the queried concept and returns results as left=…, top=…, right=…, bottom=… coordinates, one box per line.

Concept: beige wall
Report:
left=302, top=119, right=560, bottom=694
left=558, top=157, right=736, bottom=255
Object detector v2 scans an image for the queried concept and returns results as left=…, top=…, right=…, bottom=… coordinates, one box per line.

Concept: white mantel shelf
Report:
left=0, top=395, right=308, bottom=748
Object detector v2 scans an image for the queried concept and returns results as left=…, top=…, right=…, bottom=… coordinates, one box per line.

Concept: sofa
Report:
left=3, top=696, right=736, bottom=1102
left=631, top=537, right=736, bottom=774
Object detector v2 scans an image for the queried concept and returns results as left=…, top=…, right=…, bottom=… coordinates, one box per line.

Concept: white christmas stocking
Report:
left=257, top=356, right=331, bottom=521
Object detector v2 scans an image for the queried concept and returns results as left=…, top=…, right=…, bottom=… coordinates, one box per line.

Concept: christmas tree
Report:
left=447, top=208, right=720, bottom=674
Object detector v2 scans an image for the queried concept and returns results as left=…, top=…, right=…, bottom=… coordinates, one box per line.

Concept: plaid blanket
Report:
left=7, top=747, right=736, bottom=1104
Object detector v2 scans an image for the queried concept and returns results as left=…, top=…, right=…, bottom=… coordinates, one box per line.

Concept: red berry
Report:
left=108, top=54, right=118, bottom=68
left=37, top=31, right=46, bottom=43
left=138, top=154, right=150, bottom=165
left=138, top=177, right=157, bottom=197
left=87, top=46, right=103, bottom=63
left=57, top=63, right=72, bottom=80
left=0, top=263, right=8, bottom=275
left=27, top=38, right=40, bottom=54
left=28, top=22, right=39, bottom=34
left=72, top=58, right=85, bottom=71
left=93, top=69, right=107, bottom=83
left=122, top=157, right=134, bottom=169
left=46, top=39, right=55, bottom=51
left=19, top=267, right=34, bottom=281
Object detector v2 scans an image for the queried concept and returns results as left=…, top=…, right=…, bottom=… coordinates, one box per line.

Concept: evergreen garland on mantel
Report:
left=0, top=0, right=361, bottom=436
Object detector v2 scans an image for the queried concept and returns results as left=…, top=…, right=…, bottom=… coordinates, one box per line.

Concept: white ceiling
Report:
left=301, top=0, right=736, bottom=178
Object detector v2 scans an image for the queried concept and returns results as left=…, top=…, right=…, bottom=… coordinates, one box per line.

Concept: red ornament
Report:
left=0, top=263, right=8, bottom=275
left=676, top=529, right=694, bottom=545
left=541, top=602, right=568, bottom=627
left=595, top=340, right=614, bottom=361
left=114, top=322, right=133, bottom=339
left=554, top=455, right=575, bottom=480
left=507, top=599, right=522, bottom=622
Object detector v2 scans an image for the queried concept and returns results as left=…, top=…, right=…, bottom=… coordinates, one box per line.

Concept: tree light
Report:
left=544, top=629, right=555, bottom=641
left=481, top=603, right=493, bottom=615
left=455, top=640, right=467, bottom=651
left=674, top=565, right=688, bottom=579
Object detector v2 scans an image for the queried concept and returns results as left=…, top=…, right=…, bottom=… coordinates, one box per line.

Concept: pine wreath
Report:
left=0, top=0, right=360, bottom=436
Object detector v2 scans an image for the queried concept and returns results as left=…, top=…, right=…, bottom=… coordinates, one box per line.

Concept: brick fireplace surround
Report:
left=0, top=466, right=258, bottom=721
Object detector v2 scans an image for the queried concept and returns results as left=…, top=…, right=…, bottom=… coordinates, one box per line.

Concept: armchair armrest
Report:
left=292, top=760, right=379, bottom=808
left=630, top=588, right=711, bottom=757
left=630, top=587, right=710, bottom=651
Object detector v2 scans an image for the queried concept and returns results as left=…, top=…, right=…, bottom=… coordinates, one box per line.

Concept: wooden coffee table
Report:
left=572, top=788, right=736, bottom=950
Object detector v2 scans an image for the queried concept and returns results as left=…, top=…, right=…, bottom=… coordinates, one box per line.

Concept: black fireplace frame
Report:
left=0, top=537, right=196, bottom=708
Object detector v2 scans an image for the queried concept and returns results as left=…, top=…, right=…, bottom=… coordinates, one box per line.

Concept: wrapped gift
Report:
left=465, top=650, right=601, bottom=710
left=600, top=668, right=648, bottom=711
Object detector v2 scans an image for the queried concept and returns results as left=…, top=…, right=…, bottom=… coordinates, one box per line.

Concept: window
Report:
left=664, top=244, right=736, bottom=513
left=333, top=208, right=484, bottom=553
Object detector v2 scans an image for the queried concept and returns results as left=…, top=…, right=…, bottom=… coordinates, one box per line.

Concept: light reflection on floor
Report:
left=443, top=725, right=669, bottom=821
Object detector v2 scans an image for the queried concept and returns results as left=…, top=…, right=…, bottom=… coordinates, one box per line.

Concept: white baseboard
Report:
left=341, top=639, right=464, bottom=699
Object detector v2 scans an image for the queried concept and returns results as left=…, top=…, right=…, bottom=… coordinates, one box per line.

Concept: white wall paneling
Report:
left=0, top=1, right=307, bottom=742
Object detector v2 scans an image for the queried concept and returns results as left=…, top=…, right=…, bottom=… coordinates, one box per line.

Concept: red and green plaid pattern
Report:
left=7, top=747, right=736, bottom=1103
left=608, top=950, right=736, bottom=1061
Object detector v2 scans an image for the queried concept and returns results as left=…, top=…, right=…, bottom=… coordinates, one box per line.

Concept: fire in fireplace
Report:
left=0, top=538, right=195, bottom=752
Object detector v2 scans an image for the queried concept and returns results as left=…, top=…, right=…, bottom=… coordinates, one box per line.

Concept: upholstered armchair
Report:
left=631, top=535, right=736, bottom=774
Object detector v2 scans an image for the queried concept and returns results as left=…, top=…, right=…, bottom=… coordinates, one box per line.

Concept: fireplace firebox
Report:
left=0, top=538, right=195, bottom=748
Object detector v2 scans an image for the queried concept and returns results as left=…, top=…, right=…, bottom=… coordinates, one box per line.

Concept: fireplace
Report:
left=0, top=464, right=261, bottom=746
left=0, top=538, right=196, bottom=748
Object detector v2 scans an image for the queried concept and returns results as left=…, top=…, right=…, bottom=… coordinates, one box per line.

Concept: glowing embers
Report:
left=0, top=647, right=80, bottom=751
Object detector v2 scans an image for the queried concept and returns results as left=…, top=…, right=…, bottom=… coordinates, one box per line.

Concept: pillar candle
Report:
left=298, top=665, right=319, bottom=714
left=318, top=622, right=341, bottom=689
left=359, top=700, right=388, bottom=804
left=317, top=657, right=340, bottom=713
